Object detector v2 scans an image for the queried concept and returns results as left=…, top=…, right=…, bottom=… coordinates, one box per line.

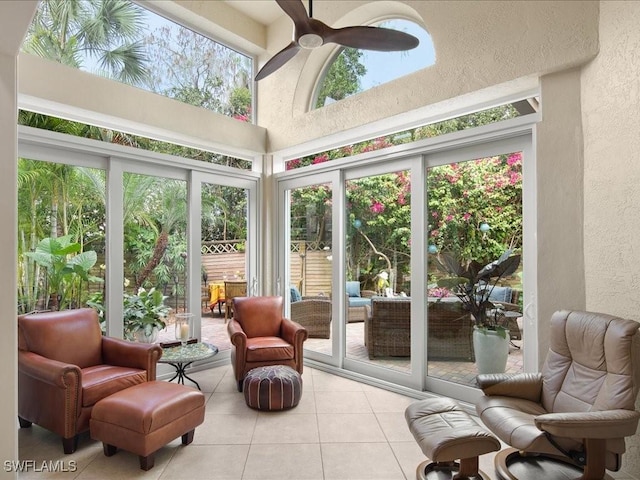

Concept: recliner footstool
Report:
left=90, top=381, right=205, bottom=470
left=405, top=397, right=500, bottom=480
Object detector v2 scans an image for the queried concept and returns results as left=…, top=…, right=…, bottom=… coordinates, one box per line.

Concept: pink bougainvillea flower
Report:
left=430, top=229, right=439, bottom=237
left=507, top=152, right=522, bottom=166
left=463, top=212, right=471, bottom=221
left=312, top=154, right=329, bottom=164
left=398, top=193, right=406, bottom=205
left=446, top=214, right=454, bottom=221
left=286, top=159, right=301, bottom=170
left=432, top=211, right=439, bottom=218
left=510, top=171, right=521, bottom=184
left=370, top=201, right=385, bottom=214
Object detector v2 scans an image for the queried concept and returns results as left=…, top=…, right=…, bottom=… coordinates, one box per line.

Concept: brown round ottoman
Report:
left=90, top=381, right=205, bottom=471
left=243, top=365, right=302, bottom=411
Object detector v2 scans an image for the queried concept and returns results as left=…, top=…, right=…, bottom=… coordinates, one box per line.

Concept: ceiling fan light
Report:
left=298, top=33, right=323, bottom=49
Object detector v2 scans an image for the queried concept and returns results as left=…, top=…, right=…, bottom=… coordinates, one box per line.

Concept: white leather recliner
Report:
left=476, top=310, right=640, bottom=480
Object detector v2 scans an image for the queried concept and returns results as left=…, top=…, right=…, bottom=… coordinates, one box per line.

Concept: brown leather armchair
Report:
left=227, top=296, right=307, bottom=391
left=476, top=310, right=640, bottom=480
left=18, top=308, right=163, bottom=454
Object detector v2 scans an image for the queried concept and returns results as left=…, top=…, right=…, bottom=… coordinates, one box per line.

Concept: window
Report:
left=22, top=0, right=253, bottom=122
left=314, top=19, right=434, bottom=108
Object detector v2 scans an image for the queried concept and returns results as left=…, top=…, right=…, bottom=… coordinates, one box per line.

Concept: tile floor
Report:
left=18, top=364, right=503, bottom=480
left=17, top=364, right=638, bottom=480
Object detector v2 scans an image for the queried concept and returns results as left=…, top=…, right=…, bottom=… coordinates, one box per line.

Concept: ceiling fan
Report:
left=255, top=0, right=420, bottom=81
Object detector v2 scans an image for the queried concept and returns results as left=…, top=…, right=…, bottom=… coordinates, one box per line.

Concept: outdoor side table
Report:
left=159, top=342, right=218, bottom=390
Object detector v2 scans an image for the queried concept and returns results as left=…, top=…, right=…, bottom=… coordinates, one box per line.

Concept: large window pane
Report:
left=122, top=173, right=187, bottom=343
left=345, top=170, right=411, bottom=373
left=426, top=152, right=523, bottom=386
left=288, top=183, right=333, bottom=356
left=22, top=0, right=253, bottom=121
left=18, top=159, right=105, bottom=320
left=200, top=183, right=248, bottom=352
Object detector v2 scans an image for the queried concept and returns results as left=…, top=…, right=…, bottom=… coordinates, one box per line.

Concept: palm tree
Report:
left=22, top=0, right=148, bottom=85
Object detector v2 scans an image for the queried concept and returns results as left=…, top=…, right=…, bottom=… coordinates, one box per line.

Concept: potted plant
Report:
left=123, top=287, right=170, bottom=342
left=435, top=250, right=521, bottom=374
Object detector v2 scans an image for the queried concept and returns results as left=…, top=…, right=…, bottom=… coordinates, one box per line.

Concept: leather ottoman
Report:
left=405, top=397, right=500, bottom=480
left=243, top=365, right=302, bottom=411
left=90, top=381, right=205, bottom=470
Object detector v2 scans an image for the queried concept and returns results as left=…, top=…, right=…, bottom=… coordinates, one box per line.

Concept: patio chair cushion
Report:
left=489, top=286, right=512, bottom=303
left=346, top=281, right=361, bottom=297
left=290, top=286, right=302, bottom=302
left=348, top=297, right=371, bottom=308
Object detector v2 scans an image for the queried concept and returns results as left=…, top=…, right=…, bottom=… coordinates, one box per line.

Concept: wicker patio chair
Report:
left=365, top=297, right=411, bottom=358
left=427, top=301, right=474, bottom=361
left=364, top=297, right=475, bottom=361
left=291, top=297, right=332, bottom=338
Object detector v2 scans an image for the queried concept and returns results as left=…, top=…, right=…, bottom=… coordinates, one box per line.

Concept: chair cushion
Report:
left=348, top=297, right=371, bottom=308
left=290, top=286, right=302, bottom=302
left=346, top=281, right=361, bottom=297
left=18, top=308, right=103, bottom=368
left=234, top=296, right=284, bottom=338
left=245, top=337, right=294, bottom=363
left=475, top=394, right=581, bottom=455
left=81, top=365, right=147, bottom=407
left=489, top=286, right=513, bottom=303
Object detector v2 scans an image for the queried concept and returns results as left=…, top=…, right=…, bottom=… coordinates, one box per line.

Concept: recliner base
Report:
left=416, top=459, right=490, bottom=480
left=494, top=448, right=613, bottom=480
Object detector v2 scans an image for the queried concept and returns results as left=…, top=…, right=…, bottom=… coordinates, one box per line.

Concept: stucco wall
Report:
left=582, top=1, right=640, bottom=476
left=257, top=0, right=599, bottom=151
left=0, top=51, right=19, bottom=480
left=535, top=69, right=586, bottom=364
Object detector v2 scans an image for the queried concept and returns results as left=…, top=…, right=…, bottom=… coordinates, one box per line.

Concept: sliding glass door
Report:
left=279, top=173, right=338, bottom=362
left=276, top=130, right=535, bottom=404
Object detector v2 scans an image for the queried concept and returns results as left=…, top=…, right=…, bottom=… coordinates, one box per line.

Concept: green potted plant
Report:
left=123, top=287, right=170, bottom=342
left=435, top=249, right=521, bottom=374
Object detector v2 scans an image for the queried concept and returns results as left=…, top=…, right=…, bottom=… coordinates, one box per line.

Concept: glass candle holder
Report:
left=174, top=313, right=193, bottom=347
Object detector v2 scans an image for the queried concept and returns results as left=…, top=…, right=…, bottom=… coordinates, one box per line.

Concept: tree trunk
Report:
left=134, top=230, right=169, bottom=290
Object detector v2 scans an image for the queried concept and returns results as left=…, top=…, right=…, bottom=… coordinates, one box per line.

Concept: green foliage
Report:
left=23, top=0, right=149, bottom=85
left=88, top=288, right=170, bottom=339
left=24, top=235, right=102, bottom=310
left=315, top=48, right=366, bottom=108
left=143, top=24, right=251, bottom=115
left=123, top=287, right=170, bottom=339
left=427, top=153, right=522, bottom=262
left=436, top=250, right=521, bottom=334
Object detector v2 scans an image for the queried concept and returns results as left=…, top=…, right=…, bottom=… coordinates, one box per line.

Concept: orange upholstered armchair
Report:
left=18, top=308, right=162, bottom=454
left=227, top=296, right=307, bottom=391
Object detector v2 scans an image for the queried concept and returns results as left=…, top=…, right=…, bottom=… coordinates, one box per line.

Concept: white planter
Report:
left=473, top=327, right=509, bottom=374
left=134, top=326, right=159, bottom=343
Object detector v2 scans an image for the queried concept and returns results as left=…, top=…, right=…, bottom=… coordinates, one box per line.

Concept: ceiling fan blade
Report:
left=255, top=41, right=301, bottom=81
left=276, top=0, right=309, bottom=28
left=325, top=26, right=419, bottom=51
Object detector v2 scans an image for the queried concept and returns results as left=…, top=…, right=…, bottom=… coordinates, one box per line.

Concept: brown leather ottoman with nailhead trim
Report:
left=243, top=365, right=302, bottom=411
left=90, top=381, right=205, bottom=471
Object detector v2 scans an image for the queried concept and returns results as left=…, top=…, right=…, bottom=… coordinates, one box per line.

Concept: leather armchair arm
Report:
left=101, top=337, right=163, bottom=381
left=281, top=317, right=308, bottom=346
left=18, top=351, right=82, bottom=438
left=476, top=372, right=543, bottom=402
left=18, top=350, right=81, bottom=389
left=227, top=319, right=247, bottom=348
left=535, top=410, right=640, bottom=439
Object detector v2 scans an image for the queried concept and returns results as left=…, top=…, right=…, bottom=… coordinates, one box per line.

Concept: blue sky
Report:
left=359, top=20, right=435, bottom=90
